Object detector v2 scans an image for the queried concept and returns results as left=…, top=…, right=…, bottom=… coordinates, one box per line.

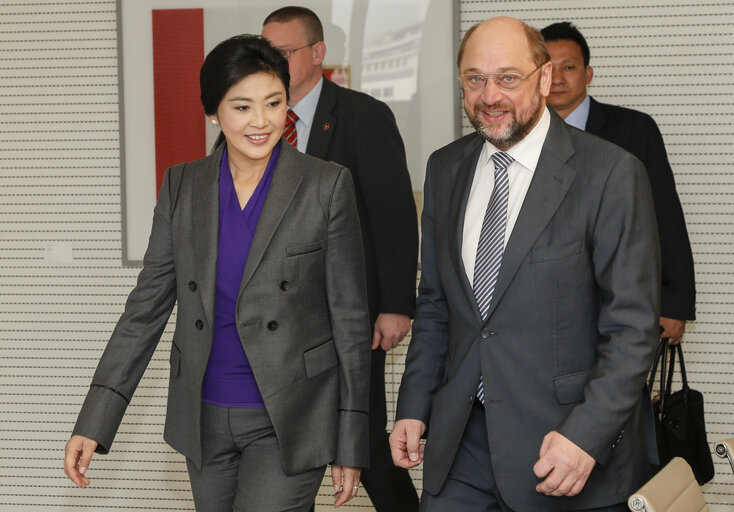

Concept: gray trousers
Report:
left=419, top=403, right=628, bottom=512
left=186, top=402, right=326, bottom=512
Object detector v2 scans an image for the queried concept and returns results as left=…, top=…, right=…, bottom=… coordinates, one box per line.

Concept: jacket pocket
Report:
left=304, top=338, right=338, bottom=379
left=530, top=239, right=582, bottom=263
left=287, top=240, right=324, bottom=257
left=169, top=342, right=181, bottom=378
left=553, top=369, right=591, bottom=405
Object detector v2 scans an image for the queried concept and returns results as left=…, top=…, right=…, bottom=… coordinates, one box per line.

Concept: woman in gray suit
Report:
left=64, top=34, right=371, bottom=511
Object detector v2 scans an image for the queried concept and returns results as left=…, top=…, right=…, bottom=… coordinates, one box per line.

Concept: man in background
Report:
left=262, top=7, right=420, bottom=512
left=541, top=21, right=696, bottom=344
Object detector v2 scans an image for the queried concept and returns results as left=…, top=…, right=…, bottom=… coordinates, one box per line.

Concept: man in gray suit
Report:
left=389, top=17, right=661, bottom=511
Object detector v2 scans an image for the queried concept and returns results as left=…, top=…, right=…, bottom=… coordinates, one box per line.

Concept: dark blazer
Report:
left=396, top=111, right=661, bottom=511
left=307, top=77, right=418, bottom=321
left=73, top=142, right=372, bottom=473
left=586, top=96, right=695, bottom=320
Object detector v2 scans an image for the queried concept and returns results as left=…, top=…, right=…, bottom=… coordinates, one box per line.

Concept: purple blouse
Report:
left=201, top=143, right=280, bottom=408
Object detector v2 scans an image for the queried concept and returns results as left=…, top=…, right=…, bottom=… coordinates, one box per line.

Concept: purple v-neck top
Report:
left=201, top=143, right=280, bottom=408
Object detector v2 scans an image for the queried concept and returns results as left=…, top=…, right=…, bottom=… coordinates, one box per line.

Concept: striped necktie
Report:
left=474, top=151, right=513, bottom=404
left=284, top=109, right=299, bottom=148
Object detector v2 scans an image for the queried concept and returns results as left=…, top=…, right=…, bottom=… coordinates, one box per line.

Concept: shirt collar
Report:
left=479, top=106, right=551, bottom=173
left=290, top=76, right=323, bottom=132
left=564, top=94, right=591, bottom=130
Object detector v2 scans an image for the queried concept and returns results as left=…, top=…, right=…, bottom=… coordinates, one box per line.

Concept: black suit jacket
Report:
left=306, top=77, right=418, bottom=321
left=586, top=96, right=695, bottom=320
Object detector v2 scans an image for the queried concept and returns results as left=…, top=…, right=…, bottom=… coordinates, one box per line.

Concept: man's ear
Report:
left=311, top=41, right=326, bottom=66
left=539, top=61, right=553, bottom=97
left=585, top=65, right=594, bottom=85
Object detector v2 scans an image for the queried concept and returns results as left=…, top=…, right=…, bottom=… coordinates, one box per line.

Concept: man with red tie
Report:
left=263, top=6, right=420, bottom=512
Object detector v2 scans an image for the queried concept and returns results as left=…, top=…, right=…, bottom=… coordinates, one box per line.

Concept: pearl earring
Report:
left=211, top=119, right=218, bottom=125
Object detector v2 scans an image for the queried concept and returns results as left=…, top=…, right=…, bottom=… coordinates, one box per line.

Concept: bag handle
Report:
left=649, top=339, right=666, bottom=392
left=665, top=342, right=676, bottom=394
left=649, top=339, right=669, bottom=413
left=657, top=342, right=690, bottom=399
left=671, top=343, right=690, bottom=391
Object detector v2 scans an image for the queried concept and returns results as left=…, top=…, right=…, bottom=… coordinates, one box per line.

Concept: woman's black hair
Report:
left=200, top=34, right=290, bottom=116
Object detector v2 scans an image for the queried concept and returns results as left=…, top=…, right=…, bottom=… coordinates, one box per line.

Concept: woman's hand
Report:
left=64, top=435, right=98, bottom=488
left=330, top=465, right=362, bottom=507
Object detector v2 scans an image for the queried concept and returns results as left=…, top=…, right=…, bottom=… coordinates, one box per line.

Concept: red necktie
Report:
left=284, top=109, right=299, bottom=147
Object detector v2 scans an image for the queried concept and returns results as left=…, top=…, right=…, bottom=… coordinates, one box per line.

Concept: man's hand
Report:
left=389, top=419, right=426, bottom=469
left=372, top=313, right=411, bottom=351
left=660, top=316, right=686, bottom=345
left=533, top=431, right=596, bottom=496
left=331, top=465, right=361, bottom=507
left=64, top=435, right=98, bottom=488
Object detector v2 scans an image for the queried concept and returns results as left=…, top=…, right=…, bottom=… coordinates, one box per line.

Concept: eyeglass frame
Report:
left=279, top=42, right=318, bottom=59
left=457, top=62, right=547, bottom=92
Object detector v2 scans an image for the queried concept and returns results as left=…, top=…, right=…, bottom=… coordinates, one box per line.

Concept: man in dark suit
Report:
left=541, top=21, right=695, bottom=344
left=262, top=7, right=419, bottom=512
left=390, top=17, right=661, bottom=511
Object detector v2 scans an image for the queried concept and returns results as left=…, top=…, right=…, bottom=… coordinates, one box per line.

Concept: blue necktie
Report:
left=473, top=151, right=513, bottom=404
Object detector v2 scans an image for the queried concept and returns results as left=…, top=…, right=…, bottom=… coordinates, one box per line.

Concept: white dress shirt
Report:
left=289, top=76, right=323, bottom=154
left=462, top=107, right=551, bottom=285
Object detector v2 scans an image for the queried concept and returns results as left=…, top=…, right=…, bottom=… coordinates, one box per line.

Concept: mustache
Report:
left=473, top=101, right=514, bottom=113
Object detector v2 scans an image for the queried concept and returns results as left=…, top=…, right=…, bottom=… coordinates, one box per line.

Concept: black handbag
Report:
left=648, top=340, right=715, bottom=484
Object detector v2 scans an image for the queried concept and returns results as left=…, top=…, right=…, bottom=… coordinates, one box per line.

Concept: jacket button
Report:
left=279, top=281, right=290, bottom=291
left=188, top=281, right=197, bottom=292
left=195, top=319, right=204, bottom=330
left=480, top=328, right=491, bottom=339
left=267, top=320, right=278, bottom=331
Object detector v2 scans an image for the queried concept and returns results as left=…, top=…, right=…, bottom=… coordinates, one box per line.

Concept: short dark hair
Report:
left=540, top=22, right=590, bottom=67
left=199, top=34, right=290, bottom=115
left=263, top=6, right=324, bottom=44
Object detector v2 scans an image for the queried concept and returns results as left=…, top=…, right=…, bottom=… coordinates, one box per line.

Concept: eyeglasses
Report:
left=458, top=63, right=545, bottom=91
left=279, top=43, right=316, bottom=59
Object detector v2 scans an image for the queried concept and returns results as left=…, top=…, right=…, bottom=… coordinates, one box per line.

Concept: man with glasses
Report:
left=262, top=7, right=419, bottom=512
left=541, top=21, right=695, bottom=346
left=390, top=17, right=660, bottom=511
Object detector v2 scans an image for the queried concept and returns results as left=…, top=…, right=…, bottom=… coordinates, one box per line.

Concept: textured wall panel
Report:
left=1, top=1, right=731, bottom=510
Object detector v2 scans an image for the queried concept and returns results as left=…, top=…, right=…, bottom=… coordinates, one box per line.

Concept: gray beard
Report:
left=469, top=93, right=543, bottom=150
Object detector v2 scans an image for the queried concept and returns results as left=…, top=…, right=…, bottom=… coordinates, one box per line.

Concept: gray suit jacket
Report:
left=74, top=142, right=372, bottom=473
left=586, top=96, right=695, bottom=321
left=396, top=111, right=661, bottom=510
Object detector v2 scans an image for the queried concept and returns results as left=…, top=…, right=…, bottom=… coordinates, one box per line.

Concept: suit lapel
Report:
left=305, top=77, right=336, bottom=160
left=584, top=96, right=606, bottom=135
left=484, top=113, right=577, bottom=321
left=239, top=142, right=304, bottom=293
left=448, top=136, right=485, bottom=321
left=192, top=144, right=224, bottom=330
